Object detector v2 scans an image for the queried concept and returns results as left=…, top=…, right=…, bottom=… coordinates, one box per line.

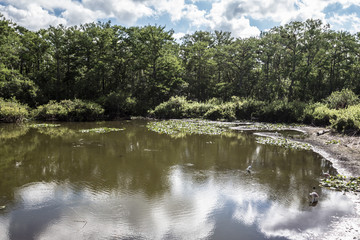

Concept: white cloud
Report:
left=0, top=4, right=66, bottom=30
left=327, top=13, right=360, bottom=33
left=0, top=0, right=360, bottom=36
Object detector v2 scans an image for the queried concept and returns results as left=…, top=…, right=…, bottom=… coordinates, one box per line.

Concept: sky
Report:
left=0, top=0, right=360, bottom=39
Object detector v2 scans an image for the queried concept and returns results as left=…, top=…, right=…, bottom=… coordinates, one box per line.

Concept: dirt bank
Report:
left=295, top=126, right=360, bottom=177
left=294, top=126, right=360, bottom=240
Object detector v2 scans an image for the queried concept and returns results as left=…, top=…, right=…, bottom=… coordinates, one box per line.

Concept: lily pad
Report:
left=79, top=127, right=125, bottom=133
left=255, top=136, right=311, bottom=150
left=147, top=120, right=230, bottom=138
left=28, top=123, right=61, bottom=128
left=319, top=175, right=360, bottom=192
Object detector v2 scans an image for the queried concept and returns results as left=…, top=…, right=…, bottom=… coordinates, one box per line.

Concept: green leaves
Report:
left=0, top=98, right=29, bottom=123
left=79, top=127, right=124, bottom=133
left=147, top=119, right=230, bottom=138
left=320, top=175, right=360, bottom=192
left=256, top=136, right=311, bottom=150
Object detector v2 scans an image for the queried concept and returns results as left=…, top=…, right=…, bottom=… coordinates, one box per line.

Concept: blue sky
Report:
left=1, top=0, right=360, bottom=39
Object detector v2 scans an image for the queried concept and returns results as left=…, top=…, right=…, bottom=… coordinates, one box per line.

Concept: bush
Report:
left=324, top=88, right=359, bottom=109
left=303, top=103, right=337, bottom=126
left=149, top=96, right=188, bottom=119
left=259, top=100, right=306, bottom=123
left=99, top=92, right=137, bottom=118
left=331, top=105, right=360, bottom=133
left=0, top=98, right=29, bottom=122
left=235, top=99, right=265, bottom=120
left=33, top=99, right=104, bottom=121
left=203, top=102, right=236, bottom=121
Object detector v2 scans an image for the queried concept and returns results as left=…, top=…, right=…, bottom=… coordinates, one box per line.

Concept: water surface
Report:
left=0, top=121, right=355, bottom=239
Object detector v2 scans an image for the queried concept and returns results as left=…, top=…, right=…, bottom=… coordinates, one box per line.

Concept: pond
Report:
left=0, top=120, right=355, bottom=239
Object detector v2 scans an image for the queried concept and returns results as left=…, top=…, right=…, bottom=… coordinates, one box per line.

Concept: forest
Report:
left=1, top=15, right=360, bottom=132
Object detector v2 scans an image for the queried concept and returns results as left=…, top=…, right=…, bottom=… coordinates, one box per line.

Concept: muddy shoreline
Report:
left=231, top=123, right=360, bottom=239
left=294, top=126, right=360, bottom=240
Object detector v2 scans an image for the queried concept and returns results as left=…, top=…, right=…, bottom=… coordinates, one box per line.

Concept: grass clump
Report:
left=32, top=99, right=104, bottom=121
left=0, top=98, right=29, bottom=123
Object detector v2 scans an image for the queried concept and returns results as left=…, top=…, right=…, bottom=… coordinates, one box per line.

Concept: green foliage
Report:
left=258, top=100, right=307, bottom=123
left=256, top=136, right=311, bottom=150
left=0, top=66, right=38, bottom=106
left=303, top=103, right=338, bottom=126
left=99, top=91, right=137, bottom=118
left=79, top=127, right=124, bottom=133
left=330, top=105, right=360, bottom=133
left=33, top=99, right=104, bottom=121
left=149, top=96, right=188, bottom=119
left=320, top=175, right=360, bottom=192
left=147, top=119, right=230, bottom=138
left=203, top=102, right=236, bottom=121
left=235, top=99, right=265, bottom=120
left=0, top=98, right=29, bottom=122
left=150, top=96, right=214, bottom=119
left=325, top=89, right=359, bottom=109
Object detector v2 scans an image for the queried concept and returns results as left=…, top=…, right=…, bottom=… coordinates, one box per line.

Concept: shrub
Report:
left=235, top=99, right=266, bottom=120
left=149, top=96, right=188, bottom=119
left=259, top=100, right=306, bottom=123
left=0, top=98, right=29, bottom=123
left=324, top=88, right=359, bottom=109
left=331, top=105, right=360, bottom=133
left=303, top=103, right=338, bottom=126
left=99, top=92, right=137, bottom=118
left=33, top=99, right=104, bottom=121
left=183, top=101, right=213, bottom=118
left=203, top=102, right=236, bottom=121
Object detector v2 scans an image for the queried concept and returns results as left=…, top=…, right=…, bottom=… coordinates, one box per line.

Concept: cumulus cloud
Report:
left=0, top=0, right=360, bottom=37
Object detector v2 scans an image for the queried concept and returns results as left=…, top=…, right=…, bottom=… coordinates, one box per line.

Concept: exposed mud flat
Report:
left=293, top=126, right=360, bottom=240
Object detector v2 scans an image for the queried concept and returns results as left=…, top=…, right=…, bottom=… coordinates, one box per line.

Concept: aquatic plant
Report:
left=147, top=119, right=230, bottom=138
left=79, top=127, right=125, bottom=133
left=320, top=175, right=360, bottom=192
left=241, top=123, right=304, bottom=131
left=325, top=139, right=341, bottom=145
left=256, top=136, right=312, bottom=150
left=28, top=123, right=61, bottom=128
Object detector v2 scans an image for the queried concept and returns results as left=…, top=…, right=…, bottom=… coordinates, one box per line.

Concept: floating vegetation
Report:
left=325, top=139, right=341, bottom=145
left=256, top=136, right=312, bottom=150
left=147, top=120, right=230, bottom=138
left=232, top=122, right=306, bottom=133
left=79, top=127, right=125, bottom=133
left=28, top=123, right=61, bottom=128
left=320, top=175, right=360, bottom=192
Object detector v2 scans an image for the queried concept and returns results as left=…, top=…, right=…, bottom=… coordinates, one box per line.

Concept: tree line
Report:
left=1, top=16, right=360, bottom=117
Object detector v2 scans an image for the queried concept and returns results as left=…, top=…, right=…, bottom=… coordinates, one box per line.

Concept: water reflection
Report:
left=0, top=121, right=355, bottom=239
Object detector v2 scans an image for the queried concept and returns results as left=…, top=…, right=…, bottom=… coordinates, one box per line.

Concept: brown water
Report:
left=0, top=120, right=355, bottom=240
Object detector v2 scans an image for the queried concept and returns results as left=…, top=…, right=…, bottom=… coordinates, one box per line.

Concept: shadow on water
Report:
left=0, top=120, right=356, bottom=239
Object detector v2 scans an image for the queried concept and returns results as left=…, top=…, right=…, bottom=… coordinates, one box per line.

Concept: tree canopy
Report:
left=1, top=15, right=360, bottom=116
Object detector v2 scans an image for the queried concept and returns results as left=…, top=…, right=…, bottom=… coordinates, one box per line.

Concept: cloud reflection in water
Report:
left=0, top=166, right=355, bottom=240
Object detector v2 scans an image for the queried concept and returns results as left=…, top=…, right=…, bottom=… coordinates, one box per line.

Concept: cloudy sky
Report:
left=0, top=0, right=360, bottom=38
